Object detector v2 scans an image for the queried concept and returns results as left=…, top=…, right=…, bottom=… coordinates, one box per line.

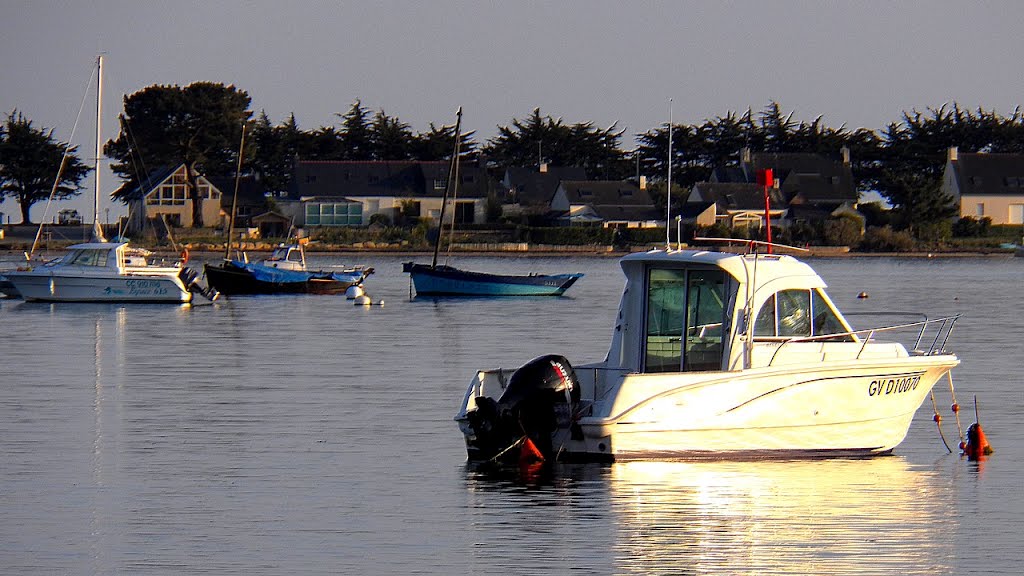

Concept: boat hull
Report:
left=5, top=270, right=192, bottom=303
left=403, top=262, right=582, bottom=296
left=456, top=356, right=958, bottom=461
left=205, top=262, right=368, bottom=295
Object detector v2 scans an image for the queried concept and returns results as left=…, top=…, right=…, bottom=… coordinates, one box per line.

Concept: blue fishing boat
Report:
left=403, top=108, right=582, bottom=297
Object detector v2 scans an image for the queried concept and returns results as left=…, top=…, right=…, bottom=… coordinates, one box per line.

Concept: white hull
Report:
left=458, top=355, right=956, bottom=460
left=8, top=269, right=191, bottom=303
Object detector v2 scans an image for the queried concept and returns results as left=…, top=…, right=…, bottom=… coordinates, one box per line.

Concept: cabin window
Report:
left=754, top=288, right=851, bottom=341
left=644, top=267, right=726, bottom=373
left=66, top=249, right=108, bottom=267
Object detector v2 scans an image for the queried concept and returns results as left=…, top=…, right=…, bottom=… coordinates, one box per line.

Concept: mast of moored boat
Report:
left=224, top=124, right=247, bottom=261
left=431, top=107, right=462, bottom=269
left=92, top=55, right=106, bottom=242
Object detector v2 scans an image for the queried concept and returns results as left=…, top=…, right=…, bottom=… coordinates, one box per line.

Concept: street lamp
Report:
left=676, top=215, right=683, bottom=250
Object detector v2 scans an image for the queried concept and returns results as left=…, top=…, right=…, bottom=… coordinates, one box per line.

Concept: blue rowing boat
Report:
left=401, top=108, right=582, bottom=298
left=402, top=262, right=582, bottom=296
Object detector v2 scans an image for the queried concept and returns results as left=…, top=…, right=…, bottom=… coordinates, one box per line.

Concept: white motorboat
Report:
left=5, top=56, right=217, bottom=304
left=5, top=242, right=213, bottom=303
left=456, top=248, right=961, bottom=462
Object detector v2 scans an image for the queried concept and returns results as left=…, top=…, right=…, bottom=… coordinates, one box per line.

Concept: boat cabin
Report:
left=263, top=244, right=307, bottom=271
left=605, top=250, right=857, bottom=374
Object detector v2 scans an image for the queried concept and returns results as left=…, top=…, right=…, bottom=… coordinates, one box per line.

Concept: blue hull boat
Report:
left=403, top=262, right=582, bottom=297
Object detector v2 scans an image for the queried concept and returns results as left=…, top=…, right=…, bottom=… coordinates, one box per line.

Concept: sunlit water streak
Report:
left=1, top=254, right=1021, bottom=574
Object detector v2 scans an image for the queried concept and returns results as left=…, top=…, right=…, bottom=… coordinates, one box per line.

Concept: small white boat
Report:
left=5, top=242, right=213, bottom=303
left=456, top=248, right=961, bottom=462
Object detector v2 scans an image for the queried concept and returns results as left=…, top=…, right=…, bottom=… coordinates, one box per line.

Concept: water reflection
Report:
left=466, top=457, right=957, bottom=576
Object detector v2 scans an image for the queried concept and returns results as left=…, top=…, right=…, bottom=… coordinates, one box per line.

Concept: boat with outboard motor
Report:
left=5, top=242, right=217, bottom=303
left=455, top=246, right=961, bottom=462
left=3, top=56, right=218, bottom=304
left=204, top=242, right=373, bottom=295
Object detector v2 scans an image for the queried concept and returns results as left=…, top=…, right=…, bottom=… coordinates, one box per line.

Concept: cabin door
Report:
left=644, top=268, right=726, bottom=372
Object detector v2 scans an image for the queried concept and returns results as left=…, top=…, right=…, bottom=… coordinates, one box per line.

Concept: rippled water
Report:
left=1, top=253, right=1022, bottom=575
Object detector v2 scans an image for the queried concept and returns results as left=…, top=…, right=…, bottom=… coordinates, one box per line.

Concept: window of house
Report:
left=454, top=201, right=474, bottom=224
left=971, top=176, right=984, bottom=186
left=434, top=179, right=447, bottom=190
left=1010, top=204, right=1024, bottom=225
left=619, top=189, right=633, bottom=197
left=462, top=174, right=475, bottom=185
left=305, top=202, right=363, bottom=227
left=578, top=189, right=593, bottom=197
left=976, top=203, right=985, bottom=217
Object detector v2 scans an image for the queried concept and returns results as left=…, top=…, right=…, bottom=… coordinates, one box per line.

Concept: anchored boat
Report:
left=205, top=242, right=373, bottom=295
left=456, top=247, right=961, bottom=462
left=403, top=107, right=582, bottom=297
left=4, top=56, right=217, bottom=304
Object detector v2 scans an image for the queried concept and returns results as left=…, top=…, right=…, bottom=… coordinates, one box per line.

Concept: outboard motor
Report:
left=466, top=354, right=580, bottom=464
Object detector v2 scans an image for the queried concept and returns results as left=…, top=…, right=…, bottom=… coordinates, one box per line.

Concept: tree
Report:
left=105, top=83, right=251, bottom=227
left=0, top=110, right=91, bottom=224
left=483, top=108, right=627, bottom=176
left=338, top=100, right=373, bottom=160
left=369, top=109, right=413, bottom=160
left=250, top=111, right=303, bottom=193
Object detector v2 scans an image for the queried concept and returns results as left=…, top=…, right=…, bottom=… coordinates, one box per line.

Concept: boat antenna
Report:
left=444, top=116, right=464, bottom=265
left=92, top=54, right=107, bottom=242
left=224, top=123, right=247, bottom=261
left=665, top=98, right=673, bottom=250
left=431, top=106, right=461, bottom=269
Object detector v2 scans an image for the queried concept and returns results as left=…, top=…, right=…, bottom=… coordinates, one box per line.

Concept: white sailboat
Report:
left=5, top=55, right=216, bottom=304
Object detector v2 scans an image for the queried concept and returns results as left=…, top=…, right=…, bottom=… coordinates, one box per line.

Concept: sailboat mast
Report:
left=431, top=107, right=462, bottom=269
left=225, top=124, right=247, bottom=261
left=93, top=55, right=106, bottom=242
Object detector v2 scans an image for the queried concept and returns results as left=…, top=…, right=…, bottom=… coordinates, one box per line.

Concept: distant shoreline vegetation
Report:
left=2, top=221, right=1020, bottom=256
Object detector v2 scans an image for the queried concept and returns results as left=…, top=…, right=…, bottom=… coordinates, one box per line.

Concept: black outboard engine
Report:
left=466, top=354, right=580, bottom=464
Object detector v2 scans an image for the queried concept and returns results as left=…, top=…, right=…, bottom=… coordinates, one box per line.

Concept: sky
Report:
left=2, top=0, right=1023, bottom=223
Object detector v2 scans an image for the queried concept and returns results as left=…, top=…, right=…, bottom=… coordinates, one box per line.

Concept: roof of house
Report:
left=114, top=164, right=183, bottom=200
left=711, top=152, right=856, bottom=204
left=949, top=152, right=1024, bottom=197
left=207, top=175, right=267, bottom=209
left=291, top=160, right=491, bottom=200
left=689, top=182, right=787, bottom=211
left=558, top=180, right=661, bottom=222
left=503, top=166, right=587, bottom=206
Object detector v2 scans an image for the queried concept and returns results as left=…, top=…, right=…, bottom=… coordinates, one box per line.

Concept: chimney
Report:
left=540, top=162, right=548, bottom=173
left=841, top=146, right=850, bottom=165
left=948, top=147, right=959, bottom=162
left=639, top=175, right=647, bottom=191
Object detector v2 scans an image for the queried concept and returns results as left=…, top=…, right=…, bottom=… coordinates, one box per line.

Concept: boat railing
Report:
left=767, top=314, right=960, bottom=366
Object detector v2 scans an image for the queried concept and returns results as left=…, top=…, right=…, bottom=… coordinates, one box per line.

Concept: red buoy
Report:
left=963, top=423, right=993, bottom=461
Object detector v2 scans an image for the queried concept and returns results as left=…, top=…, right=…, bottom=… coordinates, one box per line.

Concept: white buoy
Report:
left=354, top=294, right=372, bottom=306
left=346, top=284, right=365, bottom=299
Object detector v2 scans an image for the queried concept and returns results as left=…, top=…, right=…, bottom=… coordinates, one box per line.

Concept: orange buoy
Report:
left=519, top=437, right=545, bottom=466
left=963, top=423, right=993, bottom=461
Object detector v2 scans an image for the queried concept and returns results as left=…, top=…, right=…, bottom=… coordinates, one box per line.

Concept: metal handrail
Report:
left=766, top=314, right=961, bottom=366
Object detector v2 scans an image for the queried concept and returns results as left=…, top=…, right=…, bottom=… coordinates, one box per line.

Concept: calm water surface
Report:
left=1, top=254, right=1022, bottom=575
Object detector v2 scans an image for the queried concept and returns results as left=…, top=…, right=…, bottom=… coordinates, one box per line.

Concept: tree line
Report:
left=3, top=81, right=1024, bottom=234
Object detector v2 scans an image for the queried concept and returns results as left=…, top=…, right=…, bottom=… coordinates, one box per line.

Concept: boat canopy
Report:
left=606, top=249, right=851, bottom=373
